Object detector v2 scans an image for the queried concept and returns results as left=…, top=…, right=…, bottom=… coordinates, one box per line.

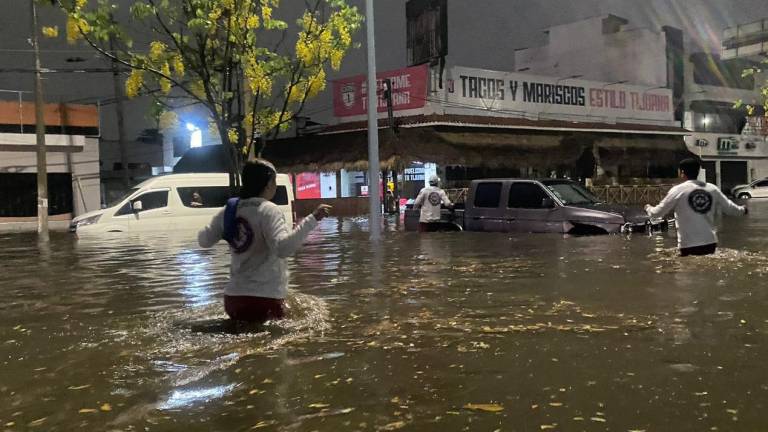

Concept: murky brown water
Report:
left=2, top=203, right=768, bottom=431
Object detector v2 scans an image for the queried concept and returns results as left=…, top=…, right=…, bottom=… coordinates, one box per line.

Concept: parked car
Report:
left=405, top=178, right=670, bottom=234
left=731, top=178, right=768, bottom=199
left=70, top=173, right=294, bottom=235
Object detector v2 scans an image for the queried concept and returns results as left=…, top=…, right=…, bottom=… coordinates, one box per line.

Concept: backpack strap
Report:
left=222, top=197, right=240, bottom=245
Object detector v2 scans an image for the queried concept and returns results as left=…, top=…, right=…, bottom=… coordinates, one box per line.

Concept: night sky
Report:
left=1, top=0, right=767, bottom=137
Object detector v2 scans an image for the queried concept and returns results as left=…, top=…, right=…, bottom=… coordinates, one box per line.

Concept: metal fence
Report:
left=588, top=185, right=674, bottom=205
left=445, top=185, right=674, bottom=206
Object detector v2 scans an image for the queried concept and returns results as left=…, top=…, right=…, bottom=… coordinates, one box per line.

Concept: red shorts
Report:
left=224, top=295, right=285, bottom=322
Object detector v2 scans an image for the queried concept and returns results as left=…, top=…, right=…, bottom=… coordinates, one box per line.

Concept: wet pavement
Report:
left=1, top=202, right=768, bottom=431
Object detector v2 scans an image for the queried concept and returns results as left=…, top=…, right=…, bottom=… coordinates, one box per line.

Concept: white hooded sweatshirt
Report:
left=413, top=186, right=452, bottom=223
left=646, top=180, right=746, bottom=249
left=198, top=198, right=318, bottom=299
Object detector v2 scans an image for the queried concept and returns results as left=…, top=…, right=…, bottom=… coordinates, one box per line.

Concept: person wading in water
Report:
left=413, top=175, right=453, bottom=232
left=645, top=158, right=748, bottom=257
left=198, top=159, right=331, bottom=322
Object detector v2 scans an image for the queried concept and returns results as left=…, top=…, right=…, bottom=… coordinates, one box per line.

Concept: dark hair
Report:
left=679, top=158, right=701, bottom=180
left=240, top=159, right=276, bottom=199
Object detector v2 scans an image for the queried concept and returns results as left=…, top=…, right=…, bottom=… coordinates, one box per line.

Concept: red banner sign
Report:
left=295, top=173, right=321, bottom=200
left=333, top=65, right=428, bottom=117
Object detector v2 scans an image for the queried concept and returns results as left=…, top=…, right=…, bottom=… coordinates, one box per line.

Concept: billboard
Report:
left=446, top=66, right=675, bottom=124
left=295, top=173, right=321, bottom=200
left=332, top=65, right=429, bottom=118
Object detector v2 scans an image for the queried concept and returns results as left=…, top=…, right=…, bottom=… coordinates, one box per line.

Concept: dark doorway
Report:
left=720, top=161, right=748, bottom=194
left=701, top=161, right=717, bottom=184
left=575, top=147, right=596, bottom=182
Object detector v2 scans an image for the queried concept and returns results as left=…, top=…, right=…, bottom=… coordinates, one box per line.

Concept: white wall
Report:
left=514, top=16, right=668, bottom=87
left=0, top=134, right=100, bottom=217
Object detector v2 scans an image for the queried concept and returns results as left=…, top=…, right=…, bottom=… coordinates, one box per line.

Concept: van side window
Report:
left=508, top=183, right=549, bottom=209
left=115, top=190, right=168, bottom=216
left=271, top=186, right=289, bottom=205
left=473, top=182, right=502, bottom=208
left=755, top=180, right=768, bottom=187
left=177, top=186, right=231, bottom=208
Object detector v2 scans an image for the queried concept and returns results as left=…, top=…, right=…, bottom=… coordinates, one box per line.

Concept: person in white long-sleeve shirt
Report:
left=645, top=158, right=748, bottom=257
left=413, top=175, right=452, bottom=232
left=198, top=159, right=330, bottom=322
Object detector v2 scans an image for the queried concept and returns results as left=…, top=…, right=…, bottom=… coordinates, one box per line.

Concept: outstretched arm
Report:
left=645, top=188, right=680, bottom=218
left=715, top=189, right=747, bottom=216
left=262, top=205, right=318, bottom=258
left=440, top=189, right=453, bottom=207
left=198, top=208, right=225, bottom=248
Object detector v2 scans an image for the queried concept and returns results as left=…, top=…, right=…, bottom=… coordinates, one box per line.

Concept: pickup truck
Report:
left=404, top=178, right=670, bottom=234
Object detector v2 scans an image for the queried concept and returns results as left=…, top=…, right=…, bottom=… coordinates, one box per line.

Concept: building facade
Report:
left=0, top=100, right=100, bottom=231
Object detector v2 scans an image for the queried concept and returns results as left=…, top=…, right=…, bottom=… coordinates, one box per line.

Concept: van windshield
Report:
left=108, top=187, right=139, bottom=207
left=546, top=183, right=600, bottom=205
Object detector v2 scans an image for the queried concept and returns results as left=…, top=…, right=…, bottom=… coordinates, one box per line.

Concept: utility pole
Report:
left=30, top=0, right=49, bottom=241
left=109, top=28, right=130, bottom=189
left=365, top=0, right=381, bottom=241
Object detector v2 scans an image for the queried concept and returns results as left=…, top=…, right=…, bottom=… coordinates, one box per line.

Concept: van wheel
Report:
left=738, top=193, right=751, bottom=200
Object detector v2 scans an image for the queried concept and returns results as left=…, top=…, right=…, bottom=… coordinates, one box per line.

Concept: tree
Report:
left=54, top=0, right=362, bottom=186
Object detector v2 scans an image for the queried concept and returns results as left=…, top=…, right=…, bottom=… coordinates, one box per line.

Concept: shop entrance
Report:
left=720, top=161, right=748, bottom=194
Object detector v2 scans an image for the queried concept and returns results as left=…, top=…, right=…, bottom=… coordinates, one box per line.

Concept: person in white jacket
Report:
left=413, top=175, right=452, bottom=232
left=198, top=159, right=330, bottom=322
left=645, top=158, right=748, bottom=257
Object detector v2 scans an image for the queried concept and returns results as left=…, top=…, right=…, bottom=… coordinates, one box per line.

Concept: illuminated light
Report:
left=190, top=129, right=203, bottom=148
left=186, top=122, right=197, bottom=132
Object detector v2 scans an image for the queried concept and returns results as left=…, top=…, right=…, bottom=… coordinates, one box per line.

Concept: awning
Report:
left=263, top=115, right=691, bottom=173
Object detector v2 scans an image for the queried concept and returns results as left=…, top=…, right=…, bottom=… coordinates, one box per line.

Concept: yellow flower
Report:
left=190, top=80, right=206, bottom=99
left=125, top=69, right=144, bottom=98
left=261, top=5, right=272, bottom=21
left=244, top=58, right=272, bottom=96
left=208, top=7, right=222, bottom=21
left=306, top=68, right=326, bottom=98
left=246, top=15, right=260, bottom=29
left=227, top=128, right=239, bottom=144
left=149, top=41, right=166, bottom=62
left=41, top=26, right=59, bottom=38
left=172, top=55, right=185, bottom=77
left=75, top=0, right=88, bottom=9
left=330, top=48, right=343, bottom=70
left=159, top=62, right=172, bottom=94
left=66, top=16, right=90, bottom=44
left=158, top=111, right=179, bottom=130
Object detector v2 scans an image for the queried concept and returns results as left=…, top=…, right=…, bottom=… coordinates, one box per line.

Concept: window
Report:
left=473, top=182, right=502, bottom=208
left=177, top=187, right=231, bottom=208
left=755, top=180, right=768, bottom=188
left=508, top=183, right=549, bottom=209
left=115, top=190, right=168, bottom=216
left=272, top=186, right=289, bottom=205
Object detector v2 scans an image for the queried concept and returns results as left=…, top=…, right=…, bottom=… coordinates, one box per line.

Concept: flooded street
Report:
left=2, top=203, right=768, bottom=431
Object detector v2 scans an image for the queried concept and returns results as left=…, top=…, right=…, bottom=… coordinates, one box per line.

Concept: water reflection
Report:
left=0, top=203, right=767, bottom=430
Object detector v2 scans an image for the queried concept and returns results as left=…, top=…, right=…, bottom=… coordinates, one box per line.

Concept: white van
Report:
left=71, top=173, right=294, bottom=235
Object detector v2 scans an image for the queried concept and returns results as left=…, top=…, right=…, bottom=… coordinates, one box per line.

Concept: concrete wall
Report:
left=0, top=134, right=100, bottom=218
left=514, top=16, right=668, bottom=86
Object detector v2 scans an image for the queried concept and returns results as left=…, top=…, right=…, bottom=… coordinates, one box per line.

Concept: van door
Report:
left=466, top=181, right=506, bottom=232
left=112, top=189, right=172, bottom=232
left=752, top=179, right=768, bottom=198
left=507, top=182, right=563, bottom=233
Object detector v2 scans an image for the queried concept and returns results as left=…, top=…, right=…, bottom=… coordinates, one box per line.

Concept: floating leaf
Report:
left=380, top=421, right=407, bottom=430
left=100, top=403, right=112, bottom=412
left=463, top=403, right=504, bottom=412
left=590, top=417, right=606, bottom=422
left=540, top=425, right=556, bottom=430
left=549, top=402, right=563, bottom=407
left=78, top=409, right=97, bottom=414
left=68, top=385, right=91, bottom=390
left=308, top=403, right=330, bottom=409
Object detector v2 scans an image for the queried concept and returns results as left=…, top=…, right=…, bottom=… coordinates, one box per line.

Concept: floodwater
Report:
left=2, top=203, right=768, bottom=431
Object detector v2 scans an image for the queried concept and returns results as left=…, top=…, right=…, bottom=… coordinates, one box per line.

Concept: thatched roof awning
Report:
left=263, top=115, right=690, bottom=173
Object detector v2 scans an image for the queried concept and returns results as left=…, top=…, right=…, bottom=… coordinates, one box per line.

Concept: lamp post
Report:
left=365, top=0, right=381, bottom=241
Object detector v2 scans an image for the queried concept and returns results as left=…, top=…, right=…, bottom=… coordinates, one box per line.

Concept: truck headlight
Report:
left=76, top=214, right=102, bottom=227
